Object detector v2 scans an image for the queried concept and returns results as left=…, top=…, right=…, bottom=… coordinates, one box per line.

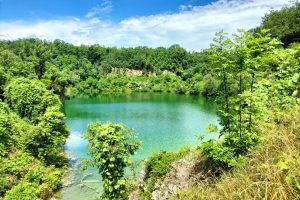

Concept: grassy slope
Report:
left=175, top=106, right=300, bottom=200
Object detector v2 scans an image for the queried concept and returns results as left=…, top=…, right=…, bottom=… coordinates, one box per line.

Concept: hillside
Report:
left=0, top=2, right=299, bottom=200
left=129, top=3, right=300, bottom=199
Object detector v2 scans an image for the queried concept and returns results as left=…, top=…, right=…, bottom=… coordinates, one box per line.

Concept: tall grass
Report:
left=176, top=107, right=300, bottom=200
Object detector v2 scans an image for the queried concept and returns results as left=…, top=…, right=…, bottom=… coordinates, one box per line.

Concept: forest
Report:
left=0, top=2, right=300, bottom=200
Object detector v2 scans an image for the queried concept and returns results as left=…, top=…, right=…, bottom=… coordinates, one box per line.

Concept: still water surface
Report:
left=60, top=93, right=218, bottom=200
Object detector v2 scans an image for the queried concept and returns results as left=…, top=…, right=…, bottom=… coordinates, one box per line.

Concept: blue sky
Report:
left=1, top=0, right=214, bottom=22
left=0, top=0, right=290, bottom=51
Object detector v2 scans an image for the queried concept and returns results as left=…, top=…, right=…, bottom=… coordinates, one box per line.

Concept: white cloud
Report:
left=85, top=0, right=113, bottom=18
left=179, top=4, right=193, bottom=12
left=0, top=0, right=290, bottom=51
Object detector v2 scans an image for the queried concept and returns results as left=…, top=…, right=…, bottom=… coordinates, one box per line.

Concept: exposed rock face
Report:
left=149, top=154, right=210, bottom=200
left=126, top=69, right=143, bottom=76
left=128, top=153, right=216, bottom=200
left=111, top=68, right=143, bottom=76
left=128, top=168, right=146, bottom=200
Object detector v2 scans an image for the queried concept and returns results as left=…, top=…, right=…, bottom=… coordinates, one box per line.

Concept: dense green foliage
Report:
left=0, top=78, right=68, bottom=199
left=83, top=122, right=141, bottom=200
left=4, top=78, right=60, bottom=123
left=258, top=2, right=300, bottom=46
left=0, top=26, right=217, bottom=200
left=0, top=39, right=220, bottom=99
left=0, top=2, right=299, bottom=199
left=200, top=28, right=300, bottom=170
left=137, top=3, right=300, bottom=199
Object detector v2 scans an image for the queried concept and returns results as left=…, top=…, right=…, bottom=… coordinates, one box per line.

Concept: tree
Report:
left=259, top=2, right=300, bottom=45
left=0, top=48, right=36, bottom=79
left=25, top=106, right=69, bottom=164
left=4, top=78, right=60, bottom=123
left=197, top=74, right=220, bottom=96
left=201, top=29, right=283, bottom=169
left=209, top=30, right=235, bottom=134
left=83, top=122, right=141, bottom=200
left=42, top=61, right=78, bottom=99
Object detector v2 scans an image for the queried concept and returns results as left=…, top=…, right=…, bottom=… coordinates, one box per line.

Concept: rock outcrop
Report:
left=130, top=153, right=215, bottom=200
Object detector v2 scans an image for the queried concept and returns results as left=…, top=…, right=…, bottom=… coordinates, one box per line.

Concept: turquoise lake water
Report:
left=60, top=93, right=218, bottom=200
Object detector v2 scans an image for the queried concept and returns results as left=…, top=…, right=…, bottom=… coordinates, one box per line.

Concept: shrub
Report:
left=83, top=122, right=141, bottom=200
left=4, top=78, right=60, bottom=123
left=4, top=182, right=41, bottom=200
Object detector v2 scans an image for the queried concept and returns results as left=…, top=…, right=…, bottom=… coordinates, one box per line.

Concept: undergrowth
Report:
left=175, top=106, right=300, bottom=200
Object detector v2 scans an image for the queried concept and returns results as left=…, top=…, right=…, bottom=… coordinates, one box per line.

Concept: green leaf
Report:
left=278, top=160, right=289, bottom=170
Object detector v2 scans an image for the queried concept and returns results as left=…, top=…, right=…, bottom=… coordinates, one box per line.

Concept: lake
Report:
left=60, top=93, right=218, bottom=200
